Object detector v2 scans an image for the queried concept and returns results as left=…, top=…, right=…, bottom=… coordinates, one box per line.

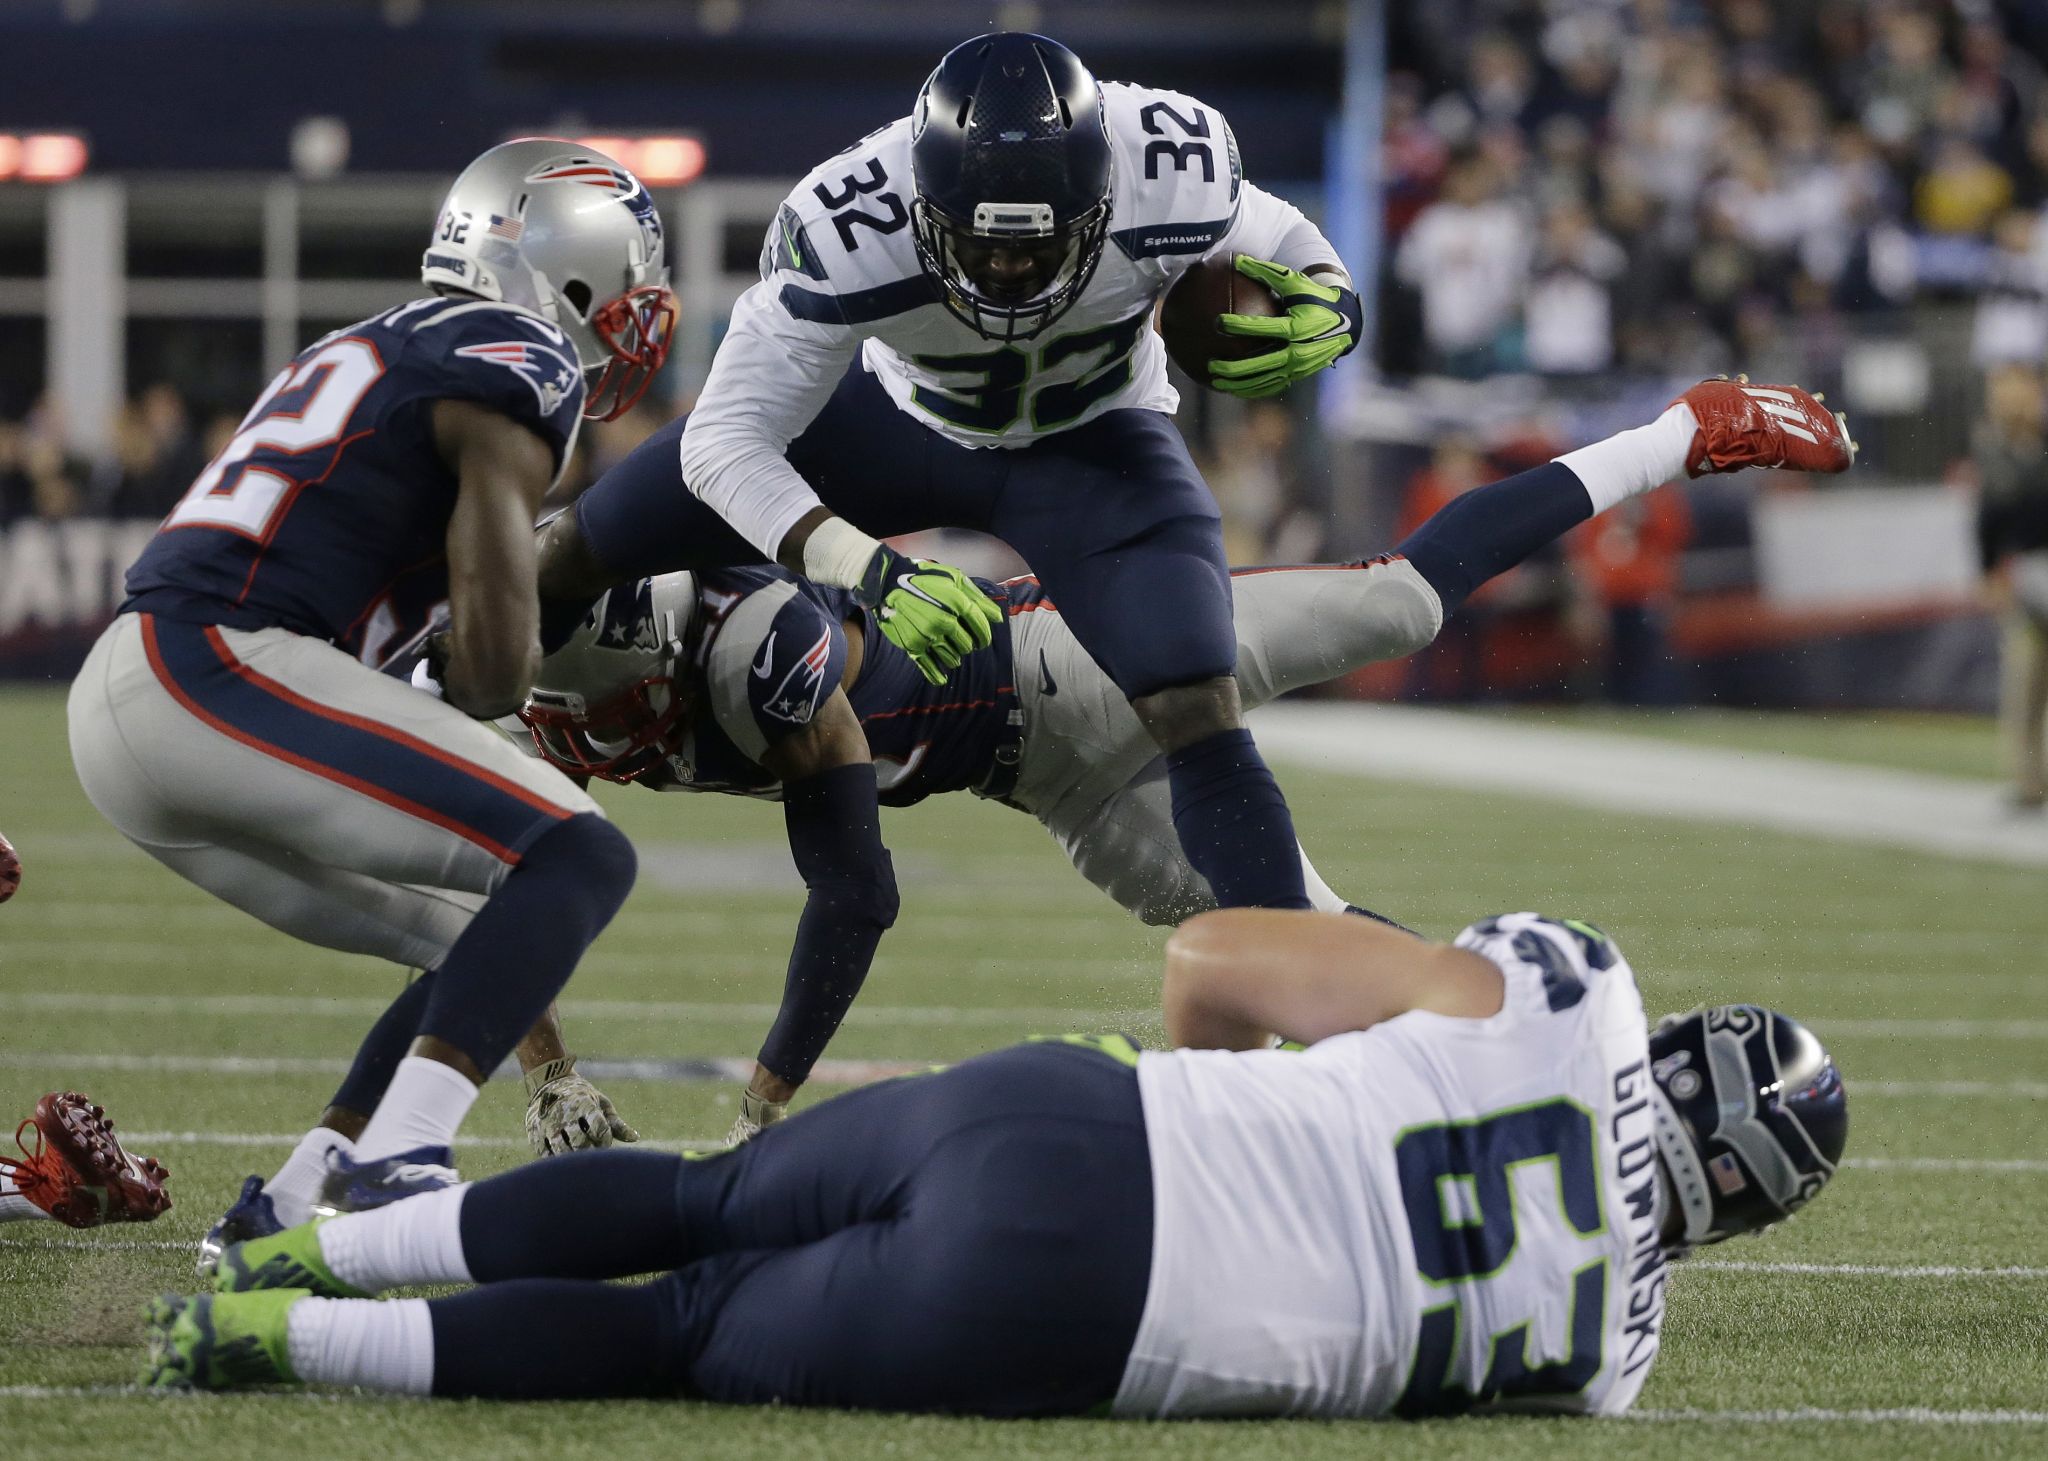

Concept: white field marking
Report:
left=1248, top=701, right=2048, bottom=868
left=1687, top=1260, right=2048, bottom=1279
left=0, top=1387, right=2038, bottom=1424
left=1628, top=1408, right=2048, bottom=1426
left=12, top=993, right=2046, bottom=1039
left=6, top=1052, right=2045, bottom=1097
left=0, top=991, right=1147, bottom=1028
left=31, top=1134, right=2044, bottom=1176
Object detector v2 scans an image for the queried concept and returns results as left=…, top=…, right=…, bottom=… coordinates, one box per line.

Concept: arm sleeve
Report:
left=675, top=279, right=861, bottom=562
left=1215, top=182, right=1349, bottom=282
left=760, top=763, right=900, bottom=1084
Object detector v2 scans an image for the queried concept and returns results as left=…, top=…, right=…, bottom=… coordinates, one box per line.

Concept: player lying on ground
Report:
left=535, top=32, right=1370, bottom=942
left=514, top=377, right=1855, bottom=1138
left=148, top=910, right=1848, bottom=1418
left=0, top=1092, right=170, bottom=1229
left=67, top=139, right=668, bottom=1272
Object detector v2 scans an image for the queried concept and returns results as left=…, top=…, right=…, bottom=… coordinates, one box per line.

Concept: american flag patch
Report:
left=1709, top=1152, right=1749, bottom=1196
left=486, top=213, right=523, bottom=242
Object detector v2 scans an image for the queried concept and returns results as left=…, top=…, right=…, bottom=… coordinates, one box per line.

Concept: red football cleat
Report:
left=0, top=1092, right=171, bottom=1228
left=1675, top=377, right=1857, bottom=478
left=0, top=828, right=19, bottom=904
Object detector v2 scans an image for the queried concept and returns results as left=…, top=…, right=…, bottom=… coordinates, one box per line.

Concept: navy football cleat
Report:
left=313, top=1144, right=459, bottom=1216
left=196, top=1175, right=282, bottom=1280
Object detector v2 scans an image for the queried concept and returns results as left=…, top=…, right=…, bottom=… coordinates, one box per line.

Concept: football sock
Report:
left=328, top=971, right=435, bottom=1120
left=427, top=1279, right=681, bottom=1398
left=0, top=1180, right=46, bottom=1223
left=1395, top=461, right=1593, bottom=617
left=286, top=1295, right=435, bottom=1394
left=319, top=1184, right=473, bottom=1292
left=411, top=812, right=636, bottom=1093
left=461, top=1149, right=691, bottom=1282
left=1553, top=402, right=1697, bottom=514
left=1300, top=850, right=1348, bottom=913
left=1167, top=729, right=1312, bottom=909
left=264, top=1127, right=357, bottom=1227
left=352, top=1057, right=477, bottom=1162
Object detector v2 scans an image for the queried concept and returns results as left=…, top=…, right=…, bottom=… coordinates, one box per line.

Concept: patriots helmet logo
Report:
left=525, top=158, right=665, bottom=257
left=455, top=340, right=582, bottom=415
left=762, top=627, right=835, bottom=726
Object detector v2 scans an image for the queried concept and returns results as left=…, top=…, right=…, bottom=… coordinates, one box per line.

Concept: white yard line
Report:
left=1628, top=1407, right=2048, bottom=1426
left=1251, top=702, right=2048, bottom=867
left=1688, top=1260, right=2048, bottom=1279
left=0, top=1385, right=2037, bottom=1424
left=36, top=1132, right=2040, bottom=1175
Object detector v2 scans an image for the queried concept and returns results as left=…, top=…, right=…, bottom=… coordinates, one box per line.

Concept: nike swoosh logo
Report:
left=753, top=633, right=777, bottom=678
left=1038, top=649, right=1058, bottom=697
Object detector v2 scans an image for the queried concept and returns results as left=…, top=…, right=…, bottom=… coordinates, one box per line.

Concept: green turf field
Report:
left=2, top=685, right=2041, bottom=1458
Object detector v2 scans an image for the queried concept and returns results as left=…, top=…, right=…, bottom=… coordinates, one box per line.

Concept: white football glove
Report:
left=725, top=1088, right=789, bottom=1147
left=524, top=1056, right=639, bottom=1157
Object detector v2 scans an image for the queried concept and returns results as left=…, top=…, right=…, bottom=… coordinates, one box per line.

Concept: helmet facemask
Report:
left=519, top=669, right=688, bottom=785
left=585, top=284, right=678, bottom=421
left=912, top=194, right=1109, bottom=343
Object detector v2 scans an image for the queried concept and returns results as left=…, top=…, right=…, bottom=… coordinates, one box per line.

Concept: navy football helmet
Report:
left=1649, top=1005, right=1847, bottom=1251
left=909, top=33, right=1113, bottom=342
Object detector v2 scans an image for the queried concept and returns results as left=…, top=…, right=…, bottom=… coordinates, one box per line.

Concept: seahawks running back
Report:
left=536, top=31, right=1369, bottom=941
left=70, top=139, right=671, bottom=1272
left=517, top=378, right=1855, bottom=1140
left=153, top=910, right=1848, bottom=1422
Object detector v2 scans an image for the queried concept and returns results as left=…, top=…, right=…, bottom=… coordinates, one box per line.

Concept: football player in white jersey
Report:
left=535, top=31, right=1370, bottom=929
left=155, top=909, right=1846, bottom=1420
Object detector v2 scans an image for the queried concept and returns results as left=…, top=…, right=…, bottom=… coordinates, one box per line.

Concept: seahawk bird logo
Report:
left=526, top=158, right=665, bottom=255
left=454, top=340, right=581, bottom=416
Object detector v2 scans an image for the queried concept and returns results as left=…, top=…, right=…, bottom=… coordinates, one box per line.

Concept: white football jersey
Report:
left=677, top=83, right=1343, bottom=563
left=1113, top=913, right=1669, bottom=1420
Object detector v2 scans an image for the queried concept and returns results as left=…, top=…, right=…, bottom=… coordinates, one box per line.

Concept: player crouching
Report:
left=143, top=911, right=1845, bottom=1419
left=0, top=1092, right=170, bottom=1228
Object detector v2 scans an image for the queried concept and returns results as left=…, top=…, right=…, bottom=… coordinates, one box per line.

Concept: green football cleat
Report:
left=216, top=1219, right=365, bottom=1299
left=141, top=1290, right=303, bottom=1390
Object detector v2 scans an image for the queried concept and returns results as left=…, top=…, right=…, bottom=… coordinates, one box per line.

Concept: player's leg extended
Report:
left=196, top=1044, right=1153, bottom=1410
left=1227, top=559, right=1443, bottom=709
left=999, top=410, right=1309, bottom=910
left=68, top=615, right=634, bottom=1177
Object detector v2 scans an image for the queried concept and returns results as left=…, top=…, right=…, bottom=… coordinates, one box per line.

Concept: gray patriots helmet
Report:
left=1649, top=1004, right=1847, bottom=1253
left=517, top=574, right=697, bottom=784
left=421, top=138, right=676, bottom=420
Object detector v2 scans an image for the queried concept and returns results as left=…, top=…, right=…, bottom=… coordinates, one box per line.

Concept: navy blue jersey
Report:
left=124, top=297, right=583, bottom=663
left=639, top=565, right=1016, bottom=807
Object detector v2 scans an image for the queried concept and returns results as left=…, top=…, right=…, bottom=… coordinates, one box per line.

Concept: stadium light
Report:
left=0, top=132, right=87, bottom=182
left=573, top=134, right=706, bottom=186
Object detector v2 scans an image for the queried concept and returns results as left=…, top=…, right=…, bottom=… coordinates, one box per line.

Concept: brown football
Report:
left=1157, top=253, right=1282, bottom=389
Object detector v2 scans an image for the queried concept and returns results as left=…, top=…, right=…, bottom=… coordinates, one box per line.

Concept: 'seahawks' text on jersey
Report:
left=124, top=298, right=583, bottom=663
left=1116, top=913, right=1668, bottom=1419
left=679, top=81, right=1343, bottom=562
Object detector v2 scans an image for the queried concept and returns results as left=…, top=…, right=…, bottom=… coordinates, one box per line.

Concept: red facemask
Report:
left=517, top=669, right=685, bottom=783
left=584, top=284, right=678, bottom=422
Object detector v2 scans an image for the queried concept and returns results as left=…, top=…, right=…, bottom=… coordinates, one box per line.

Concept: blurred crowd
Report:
left=1384, top=0, right=2048, bottom=382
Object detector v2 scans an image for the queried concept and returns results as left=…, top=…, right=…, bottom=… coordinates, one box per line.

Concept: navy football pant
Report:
left=575, top=365, right=1234, bottom=698
left=429, top=1040, right=1154, bottom=1414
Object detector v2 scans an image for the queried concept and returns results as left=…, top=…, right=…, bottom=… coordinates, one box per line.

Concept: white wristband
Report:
left=800, top=516, right=887, bottom=591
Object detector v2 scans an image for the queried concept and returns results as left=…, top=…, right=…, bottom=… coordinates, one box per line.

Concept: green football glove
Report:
left=855, top=545, right=1004, bottom=686
left=1209, top=255, right=1363, bottom=400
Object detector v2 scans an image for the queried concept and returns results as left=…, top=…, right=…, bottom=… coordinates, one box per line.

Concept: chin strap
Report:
left=1649, top=1084, right=1716, bottom=1253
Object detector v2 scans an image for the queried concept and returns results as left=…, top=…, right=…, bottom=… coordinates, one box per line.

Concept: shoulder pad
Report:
left=702, top=579, right=848, bottom=763
left=1101, top=82, right=1242, bottom=263
left=763, top=119, right=940, bottom=328
left=397, top=299, right=586, bottom=439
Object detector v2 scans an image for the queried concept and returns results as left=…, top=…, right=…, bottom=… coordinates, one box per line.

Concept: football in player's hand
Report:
left=1158, top=253, right=1282, bottom=390
left=0, top=828, right=19, bottom=904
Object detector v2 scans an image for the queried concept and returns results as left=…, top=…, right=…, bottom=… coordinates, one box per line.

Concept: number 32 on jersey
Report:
left=163, top=338, right=385, bottom=540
